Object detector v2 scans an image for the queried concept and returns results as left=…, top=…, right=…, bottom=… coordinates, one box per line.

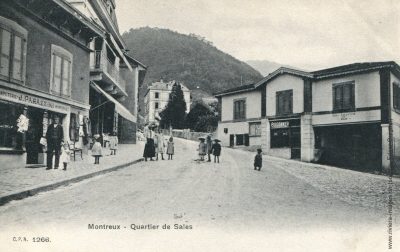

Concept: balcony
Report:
left=91, top=50, right=127, bottom=96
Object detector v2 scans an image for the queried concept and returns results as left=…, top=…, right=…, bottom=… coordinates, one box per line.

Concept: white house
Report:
left=144, top=80, right=191, bottom=123
left=216, top=61, right=400, bottom=174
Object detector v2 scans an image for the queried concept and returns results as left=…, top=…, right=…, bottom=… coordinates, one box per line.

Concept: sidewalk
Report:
left=0, top=142, right=144, bottom=206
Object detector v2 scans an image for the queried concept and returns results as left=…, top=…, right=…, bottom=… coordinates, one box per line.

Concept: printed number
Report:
left=32, top=237, right=50, bottom=242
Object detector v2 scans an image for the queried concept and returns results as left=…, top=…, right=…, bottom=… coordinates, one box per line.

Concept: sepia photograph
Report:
left=0, top=0, right=399, bottom=251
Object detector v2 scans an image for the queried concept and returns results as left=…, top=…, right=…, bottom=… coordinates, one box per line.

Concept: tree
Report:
left=185, top=102, right=212, bottom=129
left=159, top=83, right=187, bottom=129
left=194, top=114, right=218, bottom=132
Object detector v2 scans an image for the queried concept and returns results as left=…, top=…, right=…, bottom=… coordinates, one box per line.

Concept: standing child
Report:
left=156, top=130, right=165, bottom=160
left=91, top=134, right=102, bottom=164
left=109, top=132, right=118, bottom=155
left=198, top=137, right=207, bottom=161
left=254, top=148, right=262, bottom=171
left=211, top=139, right=222, bottom=163
left=166, top=137, right=174, bottom=160
left=60, top=141, right=70, bottom=171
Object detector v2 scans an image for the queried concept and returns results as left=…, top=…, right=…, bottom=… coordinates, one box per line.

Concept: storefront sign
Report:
left=0, top=87, right=70, bottom=114
left=333, top=112, right=356, bottom=121
left=270, top=121, right=289, bottom=129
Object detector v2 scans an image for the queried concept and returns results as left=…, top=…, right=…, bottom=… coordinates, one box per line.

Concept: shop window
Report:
left=333, top=82, right=355, bottom=112
left=0, top=16, right=27, bottom=83
left=393, top=82, right=400, bottom=111
left=50, top=45, right=72, bottom=97
left=276, top=90, right=293, bottom=115
left=155, top=92, right=159, bottom=99
left=236, top=134, right=244, bottom=145
left=270, top=128, right=290, bottom=148
left=0, top=102, right=22, bottom=149
left=233, top=99, right=246, bottom=120
left=249, top=122, right=261, bottom=136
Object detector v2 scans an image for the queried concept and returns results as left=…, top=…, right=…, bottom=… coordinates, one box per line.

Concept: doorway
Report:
left=26, top=108, right=43, bottom=164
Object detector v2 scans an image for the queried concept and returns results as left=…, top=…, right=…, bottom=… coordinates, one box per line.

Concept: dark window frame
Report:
left=154, top=92, right=159, bottom=99
left=276, top=89, right=293, bottom=116
left=332, top=81, right=355, bottom=112
left=393, top=82, right=400, bottom=112
left=233, top=98, right=246, bottom=120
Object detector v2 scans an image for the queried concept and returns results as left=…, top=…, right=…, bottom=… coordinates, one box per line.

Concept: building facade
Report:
left=0, top=0, right=103, bottom=168
left=67, top=0, right=147, bottom=144
left=144, top=80, right=191, bottom=123
left=216, top=62, right=400, bottom=174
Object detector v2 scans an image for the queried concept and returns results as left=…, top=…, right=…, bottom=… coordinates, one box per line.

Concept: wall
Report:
left=266, top=74, right=304, bottom=116
left=221, top=90, right=261, bottom=121
left=0, top=6, right=91, bottom=106
left=216, top=120, right=261, bottom=146
left=313, top=72, right=380, bottom=112
left=390, top=72, right=400, bottom=174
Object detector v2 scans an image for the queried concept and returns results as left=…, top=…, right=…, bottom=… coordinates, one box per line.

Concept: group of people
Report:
left=44, top=115, right=119, bottom=170
left=143, top=125, right=174, bottom=161
left=197, top=135, right=221, bottom=163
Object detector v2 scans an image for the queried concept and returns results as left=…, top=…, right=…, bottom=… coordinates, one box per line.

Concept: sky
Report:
left=115, top=0, right=399, bottom=70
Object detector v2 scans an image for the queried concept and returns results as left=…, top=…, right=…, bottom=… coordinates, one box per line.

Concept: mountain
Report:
left=246, top=60, right=296, bottom=76
left=122, top=27, right=263, bottom=113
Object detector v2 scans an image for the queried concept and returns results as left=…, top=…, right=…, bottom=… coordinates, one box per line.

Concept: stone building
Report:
left=215, top=62, right=400, bottom=174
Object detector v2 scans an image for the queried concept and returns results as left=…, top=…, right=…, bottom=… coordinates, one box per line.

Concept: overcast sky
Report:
left=115, top=0, right=399, bottom=70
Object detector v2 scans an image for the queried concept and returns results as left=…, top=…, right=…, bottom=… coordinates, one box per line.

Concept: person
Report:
left=254, top=148, right=262, bottom=171
left=166, top=136, right=174, bottom=160
left=91, top=134, right=102, bottom=164
left=60, top=141, right=70, bottom=171
left=206, top=135, right=213, bottom=162
left=46, top=115, right=64, bottom=170
left=198, top=137, right=207, bottom=161
left=143, top=137, right=156, bottom=161
left=211, top=139, right=222, bottom=163
left=155, top=130, right=165, bottom=160
left=109, top=132, right=118, bottom=155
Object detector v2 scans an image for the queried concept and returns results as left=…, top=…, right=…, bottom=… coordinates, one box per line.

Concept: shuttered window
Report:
left=276, top=90, right=293, bottom=115
left=233, top=99, right=246, bottom=120
left=332, top=82, right=355, bottom=111
left=0, top=21, right=27, bottom=83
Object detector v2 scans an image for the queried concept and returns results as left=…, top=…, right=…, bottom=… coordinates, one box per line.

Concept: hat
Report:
left=213, top=139, right=221, bottom=142
left=93, top=134, right=100, bottom=139
left=257, top=148, right=262, bottom=152
left=198, top=137, right=205, bottom=140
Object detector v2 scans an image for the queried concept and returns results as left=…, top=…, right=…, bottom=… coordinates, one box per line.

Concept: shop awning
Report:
left=90, top=82, right=136, bottom=123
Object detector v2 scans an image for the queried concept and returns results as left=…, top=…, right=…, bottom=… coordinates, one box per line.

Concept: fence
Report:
left=161, top=129, right=216, bottom=142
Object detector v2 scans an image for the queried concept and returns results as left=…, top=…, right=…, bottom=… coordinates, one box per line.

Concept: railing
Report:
left=92, top=50, right=127, bottom=91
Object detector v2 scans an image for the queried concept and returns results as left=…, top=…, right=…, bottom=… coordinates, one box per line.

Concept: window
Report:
left=393, top=82, right=400, bottom=110
left=249, top=122, right=261, bottom=136
left=155, top=92, right=159, bottom=99
left=233, top=99, right=246, bottom=120
left=236, top=134, right=244, bottom=145
left=0, top=17, right=27, bottom=83
left=270, top=128, right=290, bottom=148
left=155, top=102, right=159, bottom=109
left=0, top=102, right=23, bottom=149
left=50, top=45, right=72, bottom=97
left=276, top=90, right=293, bottom=115
left=332, top=82, right=355, bottom=111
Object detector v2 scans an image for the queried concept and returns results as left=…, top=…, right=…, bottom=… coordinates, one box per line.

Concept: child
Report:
left=156, top=130, right=165, bottom=160
left=60, top=141, right=70, bottom=171
left=254, top=148, right=262, bottom=171
left=109, top=132, right=118, bottom=155
left=211, top=139, right=222, bottom=163
left=166, top=136, right=174, bottom=160
left=198, top=137, right=207, bottom=161
left=91, top=134, right=102, bottom=164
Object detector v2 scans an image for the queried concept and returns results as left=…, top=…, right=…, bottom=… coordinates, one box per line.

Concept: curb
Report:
left=0, top=158, right=144, bottom=206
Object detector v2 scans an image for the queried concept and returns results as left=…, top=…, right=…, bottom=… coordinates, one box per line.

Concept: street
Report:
left=0, top=138, right=398, bottom=252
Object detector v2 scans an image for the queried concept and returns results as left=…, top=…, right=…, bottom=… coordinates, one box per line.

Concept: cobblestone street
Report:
left=0, top=138, right=398, bottom=252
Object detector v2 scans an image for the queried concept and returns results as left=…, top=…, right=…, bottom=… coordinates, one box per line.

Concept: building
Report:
left=215, top=62, right=400, bottom=174
left=144, top=80, right=191, bottom=123
left=0, top=0, right=103, bottom=168
left=67, top=0, right=147, bottom=144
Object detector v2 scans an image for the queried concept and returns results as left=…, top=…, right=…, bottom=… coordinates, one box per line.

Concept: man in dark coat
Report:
left=211, top=139, right=222, bottom=163
left=46, top=116, right=64, bottom=169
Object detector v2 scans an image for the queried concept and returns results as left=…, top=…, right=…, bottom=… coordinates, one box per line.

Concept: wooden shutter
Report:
left=0, top=28, right=11, bottom=77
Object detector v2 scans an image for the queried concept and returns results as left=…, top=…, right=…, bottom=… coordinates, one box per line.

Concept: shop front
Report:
left=268, top=118, right=301, bottom=159
left=313, top=123, right=382, bottom=172
left=0, top=86, right=83, bottom=168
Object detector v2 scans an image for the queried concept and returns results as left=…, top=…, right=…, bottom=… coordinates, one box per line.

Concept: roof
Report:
left=253, top=67, right=313, bottom=88
left=145, top=81, right=190, bottom=96
left=124, top=54, right=148, bottom=69
left=214, top=83, right=256, bottom=97
left=312, top=61, right=400, bottom=79
left=215, top=61, right=400, bottom=97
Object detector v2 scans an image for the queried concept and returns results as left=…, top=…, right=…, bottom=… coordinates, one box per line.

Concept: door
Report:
left=244, top=134, right=249, bottom=146
left=229, top=134, right=234, bottom=147
left=26, top=109, right=43, bottom=164
left=290, top=127, right=301, bottom=159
